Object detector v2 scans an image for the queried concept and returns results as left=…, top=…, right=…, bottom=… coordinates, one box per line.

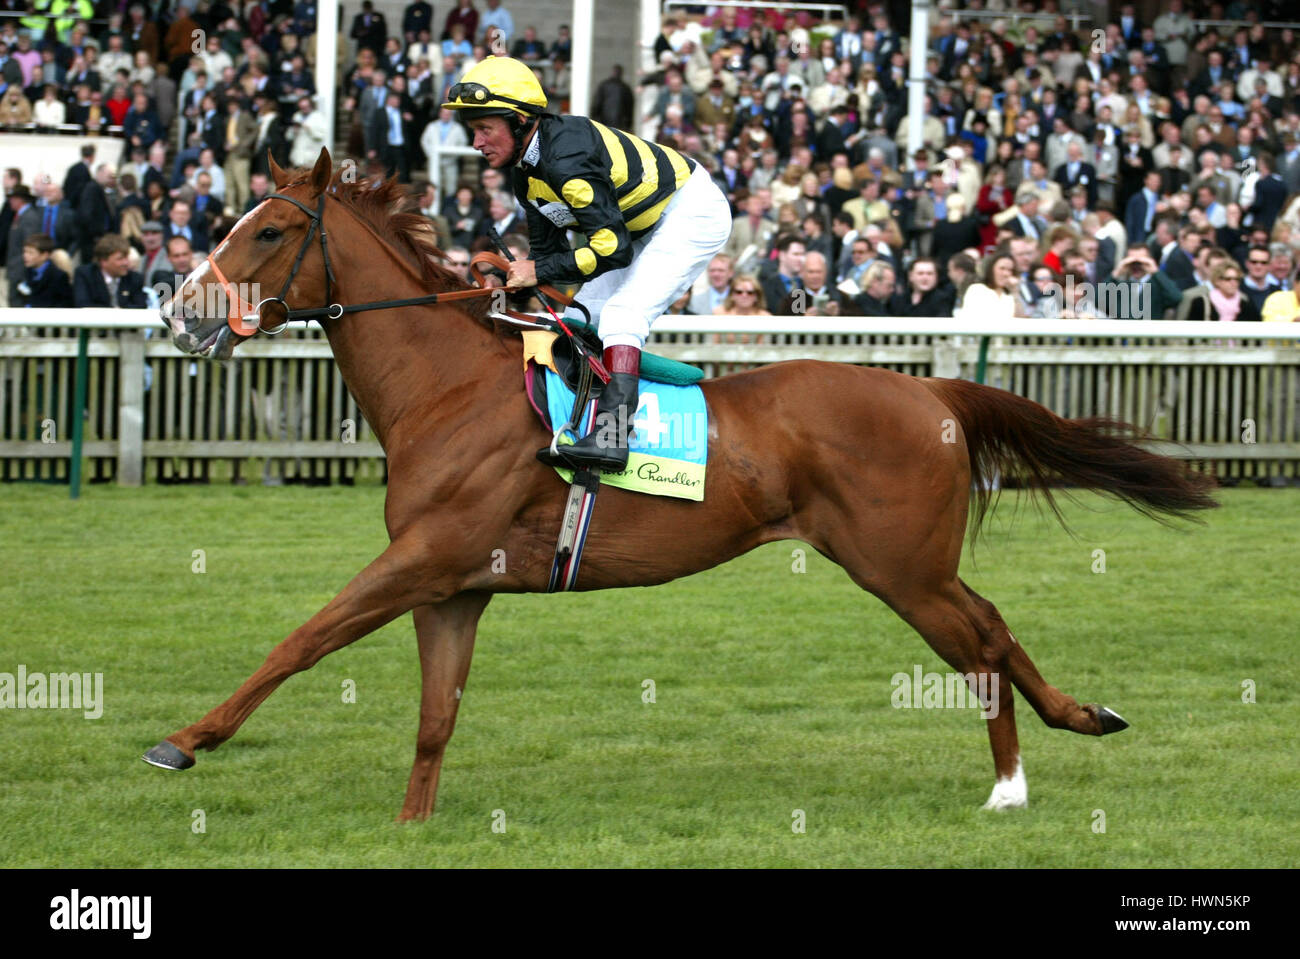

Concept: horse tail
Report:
left=923, top=377, right=1219, bottom=534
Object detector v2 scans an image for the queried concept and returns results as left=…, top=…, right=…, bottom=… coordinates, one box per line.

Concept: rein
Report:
left=207, top=190, right=577, bottom=337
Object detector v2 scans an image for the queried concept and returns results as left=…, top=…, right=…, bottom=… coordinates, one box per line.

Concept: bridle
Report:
left=207, top=188, right=548, bottom=338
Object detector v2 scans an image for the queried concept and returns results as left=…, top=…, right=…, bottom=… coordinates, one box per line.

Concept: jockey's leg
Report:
left=538, top=163, right=731, bottom=472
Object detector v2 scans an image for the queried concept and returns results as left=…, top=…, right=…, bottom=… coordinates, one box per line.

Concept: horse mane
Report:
left=281, top=167, right=494, bottom=325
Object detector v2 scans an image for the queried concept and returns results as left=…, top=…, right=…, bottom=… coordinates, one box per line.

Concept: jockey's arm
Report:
left=519, top=154, right=634, bottom=288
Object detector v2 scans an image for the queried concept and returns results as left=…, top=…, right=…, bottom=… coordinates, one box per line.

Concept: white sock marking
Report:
left=982, top=757, right=1028, bottom=810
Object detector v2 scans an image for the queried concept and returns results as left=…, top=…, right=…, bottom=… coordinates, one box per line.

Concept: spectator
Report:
left=1000, top=189, right=1048, bottom=242
left=74, top=234, right=148, bottom=308
left=931, top=194, right=982, bottom=271
left=76, top=164, right=119, bottom=262
left=892, top=257, right=956, bottom=317
left=1240, top=245, right=1280, bottom=311
left=955, top=252, right=1018, bottom=321
left=352, top=2, right=390, bottom=59
left=190, top=148, right=227, bottom=204
left=223, top=97, right=259, bottom=214
left=443, top=0, right=479, bottom=43
left=1261, top=266, right=1300, bottom=322
left=477, top=190, right=524, bottom=240
left=122, top=91, right=163, bottom=151
left=290, top=96, right=330, bottom=168
left=442, top=23, right=474, bottom=66
left=480, top=0, right=513, bottom=46
left=947, top=253, right=978, bottom=307
left=853, top=259, right=895, bottom=316
left=760, top=233, right=806, bottom=309
left=781, top=250, right=842, bottom=316
left=689, top=254, right=733, bottom=315
left=403, top=1, right=435, bottom=44
left=138, top=220, right=171, bottom=282
left=0, top=85, right=32, bottom=124
left=1125, top=170, right=1165, bottom=248
left=421, top=107, right=469, bottom=197
left=510, top=26, right=546, bottom=62
left=442, top=245, right=472, bottom=283
left=442, top=185, right=484, bottom=248
left=1269, top=244, right=1295, bottom=292
left=151, top=235, right=196, bottom=297
left=725, top=193, right=778, bottom=270
left=1162, top=224, right=1202, bottom=291
left=16, top=234, right=74, bottom=308
left=1102, top=246, right=1183, bottom=320
left=35, top=184, right=77, bottom=252
left=719, top=273, right=770, bottom=316
left=550, top=25, right=572, bottom=65
left=190, top=172, right=226, bottom=242
left=62, top=145, right=96, bottom=213
left=33, top=85, right=66, bottom=128
left=163, top=198, right=209, bottom=254
left=1247, top=152, right=1286, bottom=232
left=1182, top=259, right=1261, bottom=323
left=370, top=89, right=412, bottom=182
left=246, top=172, right=272, bottom=214
left=5, top=184, right=38, bottom=303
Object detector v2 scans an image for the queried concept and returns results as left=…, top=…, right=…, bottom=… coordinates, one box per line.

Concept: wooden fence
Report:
left=2, top=313, right=1299, bottom=485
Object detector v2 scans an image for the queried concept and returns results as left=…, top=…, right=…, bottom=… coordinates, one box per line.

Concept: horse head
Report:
left=160, top=147, right=337, bottom=360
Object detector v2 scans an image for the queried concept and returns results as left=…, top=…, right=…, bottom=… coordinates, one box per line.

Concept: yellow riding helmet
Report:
left=442, top=56, right=548, bottom=118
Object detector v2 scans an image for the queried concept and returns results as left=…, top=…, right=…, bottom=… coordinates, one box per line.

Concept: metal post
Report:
left=69, top=328, right=88, bottom=499
left=570, top=0, right=595, bottom=117
left=975, top=335, right=991, bottom=384
left=906, top=0, right=931, bottom=159
left=315, top=0, right=339, bottom=153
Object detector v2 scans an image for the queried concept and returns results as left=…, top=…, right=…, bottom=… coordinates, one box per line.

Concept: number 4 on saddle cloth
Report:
left=522, top=322, right=709, bottom=501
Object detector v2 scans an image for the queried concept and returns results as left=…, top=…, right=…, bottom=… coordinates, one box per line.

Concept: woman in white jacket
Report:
left=955, top=251, right=1018, bottom=321
left=289, top=96, right=329, bottom=168
left=33, top=86, right=66, bottom=127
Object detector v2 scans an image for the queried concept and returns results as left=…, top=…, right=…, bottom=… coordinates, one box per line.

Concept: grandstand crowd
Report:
left=5, top=0, right=1300, bottom=327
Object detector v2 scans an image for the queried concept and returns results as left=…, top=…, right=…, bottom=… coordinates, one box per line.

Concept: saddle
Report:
left=522, top=319, right=706, bottom=393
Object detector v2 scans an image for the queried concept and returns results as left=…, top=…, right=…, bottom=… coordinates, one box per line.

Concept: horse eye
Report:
left=259, top=228, right=281, bottom=241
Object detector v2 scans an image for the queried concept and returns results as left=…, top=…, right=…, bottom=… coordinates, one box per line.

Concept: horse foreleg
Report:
left=397, top=592, right=491, bottom=823
left=143, top=538, right=441, bottom=769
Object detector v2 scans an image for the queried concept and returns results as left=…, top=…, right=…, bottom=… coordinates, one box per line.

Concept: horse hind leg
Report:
left=959, top=580, right=1129, bottom=738
left=397, top=591, right=491, bottom=823
left=862, top=574, right=1029, bottom=811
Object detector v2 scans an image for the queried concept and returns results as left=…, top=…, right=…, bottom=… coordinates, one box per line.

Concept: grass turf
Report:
left=0, top=483, right=1295, bottom=867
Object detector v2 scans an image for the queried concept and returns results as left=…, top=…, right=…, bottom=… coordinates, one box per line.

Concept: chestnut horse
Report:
left=149, top=149, right=1217, bottom=820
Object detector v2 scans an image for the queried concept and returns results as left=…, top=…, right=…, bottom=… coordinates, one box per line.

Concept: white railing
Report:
left=7, top=312, right=1300, bottom=339
left=2, top=310, right=1299, bottom=485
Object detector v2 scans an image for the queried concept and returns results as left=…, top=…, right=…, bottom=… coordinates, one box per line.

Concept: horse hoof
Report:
left=1091, top=705, right=1130, bottom=735
left=141, top=741, right=195, bottom=770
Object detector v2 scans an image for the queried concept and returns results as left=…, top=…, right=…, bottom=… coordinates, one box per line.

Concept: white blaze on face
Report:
left=167, top=204, right=268, bottom=335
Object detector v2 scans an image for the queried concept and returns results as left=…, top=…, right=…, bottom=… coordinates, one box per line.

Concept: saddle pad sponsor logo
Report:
left=544, top=368, right=707, bottom=500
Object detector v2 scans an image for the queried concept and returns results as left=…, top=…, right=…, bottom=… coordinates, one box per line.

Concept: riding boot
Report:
left=537, top=344, right=641, bottom=472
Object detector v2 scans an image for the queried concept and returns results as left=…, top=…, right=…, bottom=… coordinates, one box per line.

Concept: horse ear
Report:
left=268, top=151, right=290, bottom=190
left=309, top=147, right=332, bottom=196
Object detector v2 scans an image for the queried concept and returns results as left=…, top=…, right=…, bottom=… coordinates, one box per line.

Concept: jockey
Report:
left=443, top=56, right=732, bottom=472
